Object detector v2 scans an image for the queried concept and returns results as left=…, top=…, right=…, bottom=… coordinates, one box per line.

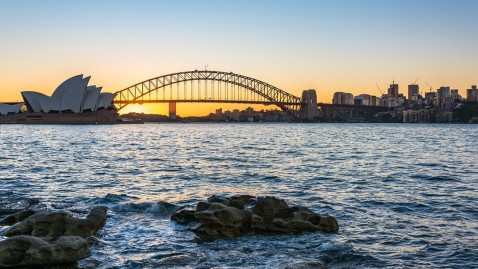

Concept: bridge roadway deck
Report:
left=113, top=100, right=303, bottom=106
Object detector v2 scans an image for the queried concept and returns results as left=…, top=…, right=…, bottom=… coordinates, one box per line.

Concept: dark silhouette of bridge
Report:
left=114, top=70, right=315, bottom=119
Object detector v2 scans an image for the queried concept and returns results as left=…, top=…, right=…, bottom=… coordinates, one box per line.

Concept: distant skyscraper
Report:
left=451, top=89, right=460, bottom=100
left=408, top=85, right=419, bottom=100
left=332, top=92, right=354, bottom=105
left=467, top=85, right=478, bottom=101
left=437, top=86, right=451, bottom=106
left=437, top=86, right=451, bottom=98
left=425, top=92, right=437, bottom=105
left=354, top=94, right=379, bottom=106
left=388, top=83, right=399, bottom=98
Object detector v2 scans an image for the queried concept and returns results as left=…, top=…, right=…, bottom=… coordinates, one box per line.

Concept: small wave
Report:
left=319, top=242, right=383, bottom=267
left=262, top=176, right=282, bottom=182
left=89, top=193, right=136, bottom=205
left=417, top=163, right=440, bottom=167
left=112, top=200, right=180, bottom=215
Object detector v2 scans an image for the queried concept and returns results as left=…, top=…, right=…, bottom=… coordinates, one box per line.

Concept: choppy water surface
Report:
left=0, top=123, right=477, bottom=268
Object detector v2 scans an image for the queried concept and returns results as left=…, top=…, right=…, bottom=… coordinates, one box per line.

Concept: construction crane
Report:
left=376, top=83, right=384, bottom=96
left=411, top=78, right=419, bottom=85
left=425, top=82, right=433, bottom=92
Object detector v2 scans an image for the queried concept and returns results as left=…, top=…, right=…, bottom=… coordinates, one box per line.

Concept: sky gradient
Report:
left=1, top=0, right=477, bottom=115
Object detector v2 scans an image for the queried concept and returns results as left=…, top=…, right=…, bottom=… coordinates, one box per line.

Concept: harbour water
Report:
left=0, top=123, right=477, bottom=268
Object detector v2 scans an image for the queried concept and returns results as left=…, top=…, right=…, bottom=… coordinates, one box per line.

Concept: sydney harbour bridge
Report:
left=113, top=70, right=318, bottom=120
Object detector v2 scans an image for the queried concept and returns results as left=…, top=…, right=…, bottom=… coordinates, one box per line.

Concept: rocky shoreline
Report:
left=0, top=195, right=338, bottom=268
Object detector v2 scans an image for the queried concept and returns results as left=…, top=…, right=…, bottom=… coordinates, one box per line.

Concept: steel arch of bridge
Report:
left=114, top=70, right=303, bottom=118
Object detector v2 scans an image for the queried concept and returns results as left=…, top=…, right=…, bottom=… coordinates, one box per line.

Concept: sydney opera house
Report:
left=1, top=75, right=121, bottom=124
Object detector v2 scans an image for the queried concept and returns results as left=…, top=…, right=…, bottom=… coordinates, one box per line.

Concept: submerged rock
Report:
left=172, top=195, right=339, bottom=239
left=171, top=209, right=196, bottom=225
left=0, top=235, right=90, bottom=268
left=3, top=206, right=107, bottom=240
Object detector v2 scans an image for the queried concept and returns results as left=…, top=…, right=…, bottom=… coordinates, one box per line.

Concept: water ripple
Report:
left=0, top=123, right=477, bottom=268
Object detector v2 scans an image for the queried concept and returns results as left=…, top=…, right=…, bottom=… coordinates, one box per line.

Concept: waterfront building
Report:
left=245, top=107, right=254, bottom=118
left=332, top=92, right=354, bottom=105
left=467, top=85, right=478, bottom=101
left=21, top=75, right=116, bottom=114
left=246, top=107, right=254, bottom=122
left=403, top=109, right=433, bottom=123
left=232, top=109, right=240, bottom=121
left=408, top=84, right=419, bottom=100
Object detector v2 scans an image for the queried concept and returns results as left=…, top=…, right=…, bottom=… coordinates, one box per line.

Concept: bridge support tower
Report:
left=169, top=102, right=177, bottom=120
left=300, top=89, right=318, bottom=120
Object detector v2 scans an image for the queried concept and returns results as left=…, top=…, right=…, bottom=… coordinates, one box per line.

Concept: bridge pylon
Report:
left=300, top=89, right=318, bottom=120
left=169, top=102, right=177, bottom=120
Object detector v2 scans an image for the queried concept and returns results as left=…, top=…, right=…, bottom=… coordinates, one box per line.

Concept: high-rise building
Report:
left=467, top=85, right=478, bottom=101
left=437, top=86, right=451, bottom=98
left=332, top=92, right=354, bottom=105
left=437, top=86, right=451, bottom=106
left=451, top=90, right=461, bottom=100
left=408, top=84, right=419, bottom=100
left=388, top=83, right=399, bottom=98
left=354, top=94, right=379, bottom=106
left=425, top=92, right=437, bottom=105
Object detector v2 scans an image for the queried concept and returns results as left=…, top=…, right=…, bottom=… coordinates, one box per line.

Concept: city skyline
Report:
left=1, top=0, right=477, bottom=115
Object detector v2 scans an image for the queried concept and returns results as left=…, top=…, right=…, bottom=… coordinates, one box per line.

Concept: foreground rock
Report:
left=0, top=210, right=37, bottom=226
left=3, top=206, right=107, bottom=240
left=171, top=195, right=339, bottom=239
left=0, top=235, right=90, bottom=268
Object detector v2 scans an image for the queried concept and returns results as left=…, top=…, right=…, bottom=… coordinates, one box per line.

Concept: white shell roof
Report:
left=20, top=75, right=114, bottom=114
left=0, top=103, right=23, bottom=115
left=82, top=86, right=102, bottom=112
